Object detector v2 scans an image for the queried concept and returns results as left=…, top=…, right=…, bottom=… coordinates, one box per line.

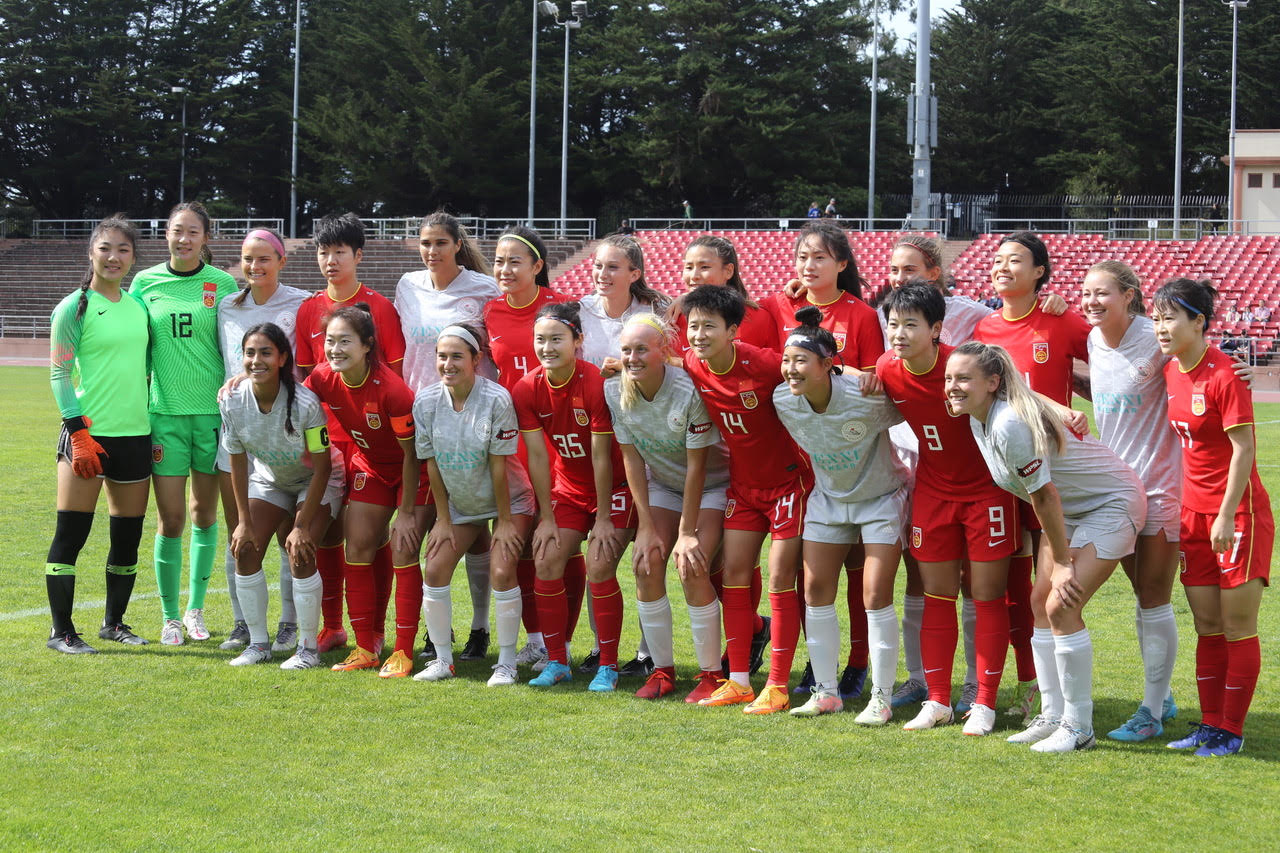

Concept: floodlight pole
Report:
left=528, top=2, right=539, bottom=223
left=909, top=0, right=932, bottom=229
left=867, top=0, right=879, bottom=223
left=1225, top=0, right=1246, bottom=231
left=1173, top=0, right=1184, bottom=237
left=290, top=0, right=301, bottom=238
left=172, top=86, right=187, bottom=203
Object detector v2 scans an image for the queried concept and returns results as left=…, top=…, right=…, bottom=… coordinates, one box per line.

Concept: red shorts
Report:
left=552, top=485, right=637, bottom=533
left=1179, top=506, right=1273, bottom=589
left=723, top=478, right=807, bottom=540
left=1016, top=498, right=1042, bottom=533
left=909, top=490, right=1019, bottom=562
left=345, top=453, right=401, bottom=508
left=414, top=459, right=435, bottom=506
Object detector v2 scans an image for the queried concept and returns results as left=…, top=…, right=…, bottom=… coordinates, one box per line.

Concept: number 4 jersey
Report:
left=129, top=261, right=239, bottom=415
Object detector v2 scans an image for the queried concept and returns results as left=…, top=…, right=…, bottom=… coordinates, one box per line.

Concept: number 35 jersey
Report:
left=129, top=261, right=239, bottom=415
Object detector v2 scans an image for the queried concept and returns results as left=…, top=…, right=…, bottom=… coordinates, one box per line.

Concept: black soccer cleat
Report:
left=618, top=655, right=655, bottom=678
left=458, top=628, right=490, bottom=661
left=47, top=632, right=97, bottom=654
left=99, top=622, right=148, bottom=645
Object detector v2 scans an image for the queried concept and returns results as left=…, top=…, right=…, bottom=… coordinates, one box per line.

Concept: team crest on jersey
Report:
left=1032, top=341, right=1049, bottom=364
left=456, top=298, right=481, bottom=318
left=152, top=444, right=164, bottom=463
left=274, top=311, right=296, bottom=334
left=739, top=390, right=759, bottom=410
left=724, top=499, right=736, bottom=519
left=911, top=526, right=922, bottom=550
left=474, top=416, right=492, bottom=440
left=1178, top=551, right=1187, bottom=574
left=1191, top=393, right=1206, bottom=416
left=353, top=472, right=367, bottom=490
left=668, top=412, right=687, bottom=433
left=202, top=281, right=218, bottom=308
left=572, top=396, right=589, bottom=426
left=366, top=411, right=382, bottom=430
left=840, top=419, right=868, bottom=443
left=1128, top=358, right=1154, bottom=383
left=832, top=330, right=847, bottom=352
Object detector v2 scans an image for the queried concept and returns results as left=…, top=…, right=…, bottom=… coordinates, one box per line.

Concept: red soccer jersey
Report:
left=876, top=344, right=1005, bottom=502
left=973, top=303, right=1089, bottom=406
left=295, top=283, right=407, bottom=374
left=683, top=342, right=806, bottom=491
left=513, top=360, right=625, bottom=504
left=1164, top=345, right=1269, bottom=515
left=483, top=288, right=570, bottom=391
left=673, top=301, right=780, bottom=357
left=761, top=291, right=884, bottom=369
left=304, top=362, right=415, bottom=471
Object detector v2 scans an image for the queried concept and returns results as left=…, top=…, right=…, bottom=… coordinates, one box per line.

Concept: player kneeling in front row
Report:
left=414, top=324, right=535, bottom=686
left=606, top=313, right=730, bottom=701
left=221, top=323, right=344, bottom=669
left=946, top=342, right=1146, bottom=752
left=774, top=308, right=906, bottom=720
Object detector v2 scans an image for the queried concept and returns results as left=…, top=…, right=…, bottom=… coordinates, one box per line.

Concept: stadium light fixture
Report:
left=290, top=0, right=302, bottom=238
left=550, top=2, right=587, bottom=238
left=1223, top=0, right=1248, bottom=231
left=171, top=86, right=187, bottom=203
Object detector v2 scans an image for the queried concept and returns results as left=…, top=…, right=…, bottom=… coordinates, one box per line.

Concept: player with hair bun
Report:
left=220, top=323, right=344, bottom=669
left=513, top=301, right=637, bottom=691
left=129, top=201, right=239, bottom=646
left=605, top=312, right=731, bottom=700
left=946, top=342, right=1146, bottom=753
left=413, top=322, right=536, bottom=686
left=1153, top=278, right=1272, bottom=757
left=45, top=215, right=152, bottom=653
left=775, top=307, right=906, bottom=721
left=304, top=304, right=424, bottom=677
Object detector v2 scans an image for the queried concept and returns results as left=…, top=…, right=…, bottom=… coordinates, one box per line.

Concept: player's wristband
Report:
left=63, top=416, right=89, bottom=434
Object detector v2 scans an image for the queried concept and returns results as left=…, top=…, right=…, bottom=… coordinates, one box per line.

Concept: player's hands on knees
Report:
left=588, top=518, right=623, bottom=565
left=672, top=533, right=707, bottom=580
left=286, top=526, right=316, bottom=569
left=392, top=512, right=422, bottom=556
left=532, top=518, right=560, bottom=564
left=1050, top=559, right=1082, bottom=609
left=632, top=525, right=666, bottom=577
left=491, top=517, right=525, bottom=565
left=231, top=521, right=258, bottom=562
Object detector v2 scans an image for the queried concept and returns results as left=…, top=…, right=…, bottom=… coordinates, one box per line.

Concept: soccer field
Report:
left=2, top=364, right=1278, bottom=851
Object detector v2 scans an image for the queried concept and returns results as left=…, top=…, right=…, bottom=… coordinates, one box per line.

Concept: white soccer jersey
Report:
left=413, top=376, right=534, bottom=523
left=220, top=381, right=342, bottom=493
left=603, top=367, right=730, bottom=494
left=969, top=398, right=1144, bottom=517
left=773, top=372, right=904, bottom=503
left=1087, top=315, right=1181, bottom=500
left=217, top=284, right=309, bottom=379
left=395, top=267, right=500, bottom=391
left=878, top=293, right=992, bottom=349
left=578, top=293, right=656, bottom=367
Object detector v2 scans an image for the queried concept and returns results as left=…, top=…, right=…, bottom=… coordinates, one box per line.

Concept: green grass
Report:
left=2, top=365, right=1279, bottom=851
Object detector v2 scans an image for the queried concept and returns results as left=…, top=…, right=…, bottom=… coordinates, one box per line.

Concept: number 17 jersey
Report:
left=683, top=342, right=806, bottom=492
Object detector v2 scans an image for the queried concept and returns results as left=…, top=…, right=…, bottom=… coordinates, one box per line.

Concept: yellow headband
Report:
left=499, top=233, right=541, bottom=261
left=624, top=313, right=667, bottom=337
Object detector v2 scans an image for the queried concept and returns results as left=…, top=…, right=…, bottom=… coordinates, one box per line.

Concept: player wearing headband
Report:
left=221, top=323, right=343, bottom=668
left=215, top=227, right=309, bottom=653
left=513, top=301, right=637, bottom=691
left=774, top=308, right=905, bottom=721
left=414, top=323, right=536, bottom=685
left=605, top=313, right=731, bottom=700
left=129, top=201, right=239, bottom=645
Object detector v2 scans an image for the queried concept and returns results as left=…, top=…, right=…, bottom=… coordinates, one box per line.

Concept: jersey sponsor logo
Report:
left=724, top=498, right=736, bottom=519
left=911, top=526, right=922, bottom=549
left=840, top=419, right=868, bottom=443
left=353, top=471, right=367, bottom=490
left=1191, top=393, right=1206, bottom=416
left=739, top=390, right=758, bottom=410
left=152, top=444, right=164, bottom=463
left=1032, top=341, right=1049, bottom=364
left=497, top=427, right=518, bottom=440
left=689, top=420, right=712, bottom=435
left=202, top=281, right=218, bottom=308
left=1016, top=458, right=1043, bottom=478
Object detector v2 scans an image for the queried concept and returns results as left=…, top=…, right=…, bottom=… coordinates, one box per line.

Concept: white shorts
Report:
left=803, top=486, right=908, bottom=547
left=450, top=488, right=537, bottom=526
left=215, top=442, right=232, bottom=474
left=249, top=474, right=344, bottom=520
left=1140, top=491, right=1180, bottom=541
left=648, top=478, right=728, bottom=514
left=1065, top=494, right=1146, bottom=561
left=888, top=423, right=918, bottom=490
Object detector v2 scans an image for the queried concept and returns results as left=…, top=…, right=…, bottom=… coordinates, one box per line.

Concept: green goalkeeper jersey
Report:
left=129, top=261, right=238, bottom=415
left=49, top=287, right=151, bottom=436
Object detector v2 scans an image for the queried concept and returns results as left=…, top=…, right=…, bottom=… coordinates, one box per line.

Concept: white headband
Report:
left=439, top=325, right=481, bottom=353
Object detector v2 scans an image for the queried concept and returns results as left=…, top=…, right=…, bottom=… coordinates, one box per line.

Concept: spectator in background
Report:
left=1208, top=202, right=1224, bottom=233
left=824, top=197, right=838, bottom=218
left=807, top=202, right=821, bottom=219
left=1225, top=304, right=1239, bottom=325
left=1253, top=303, right=1270, bottom=322
left=1240, top=306, right=1254, bottom=324
left=618, top=220, right=635, bottom=235
left=682, top=200, right=693, bottom=221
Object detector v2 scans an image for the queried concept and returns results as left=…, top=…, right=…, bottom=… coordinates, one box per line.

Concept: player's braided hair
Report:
left=242, top=322, right=299, bottom=435
left=76, top=214, right=139, bottom=323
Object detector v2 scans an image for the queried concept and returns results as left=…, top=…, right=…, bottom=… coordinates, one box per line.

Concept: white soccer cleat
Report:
left=1007, top=713, right=1062, bottom=745
left=902, top=699, right=953, bottom=731
left=853, top=688, right=893, bottom=726
left=229, top=643, right=273, bottom=666
left=962, top=703, right=997, bottom=737
left=160, top=619, right=184, bottom=646
left=1030, top=722, right=1096, bottom=753
left=413, top=659, right=456, bottom=682
left=182, top=608, right=210, bottom=641
left=272, top=622, right=298, bottom=652
left=280, top=648, right=322, bottom=670
left=515, top=641, right=548, bottom=668
left=487, top=663, right=518, bottom=687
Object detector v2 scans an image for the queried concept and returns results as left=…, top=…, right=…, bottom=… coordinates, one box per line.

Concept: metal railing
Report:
left=313, top=217, right=597, bottom=241
left=0, top=315, right=52, bottom=338
left=0, top=219, right=8, bottom=239
left=32, top=218, right=284, bottom=239
left=984, top=218, right=1280, bottom=240
left=626, top=217, right=946, bottom=234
